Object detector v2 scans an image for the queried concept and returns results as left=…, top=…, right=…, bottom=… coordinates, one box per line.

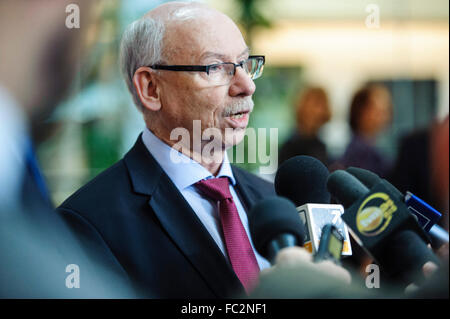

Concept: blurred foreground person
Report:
left=0, top=0, right=135, bottom=298
left=250, top=247, right=448, bottom=298
left=333, top=84, right=393, bottom=177
left=279, top=87, right=331, bottom=166
left=248, top=247, right=360, bottom=298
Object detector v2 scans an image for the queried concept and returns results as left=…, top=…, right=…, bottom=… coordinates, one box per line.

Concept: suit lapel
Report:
left=124, top=136, right=243, bottom=297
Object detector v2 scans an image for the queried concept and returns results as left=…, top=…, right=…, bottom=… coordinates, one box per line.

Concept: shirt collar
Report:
left=141, top=128, right=236, bottom=191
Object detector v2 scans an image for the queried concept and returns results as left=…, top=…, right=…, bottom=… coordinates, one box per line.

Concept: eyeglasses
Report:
left=149, top=55, right=265, bottom=86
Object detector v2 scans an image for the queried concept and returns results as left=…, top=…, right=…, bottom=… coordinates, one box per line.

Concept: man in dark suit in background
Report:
left=57, top=2, right=275, bottom=298
left=389, top=116, right=449, bottom=231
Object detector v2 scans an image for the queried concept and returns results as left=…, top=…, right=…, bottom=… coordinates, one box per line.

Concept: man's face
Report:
left=152, top=12, right=256, bottom=150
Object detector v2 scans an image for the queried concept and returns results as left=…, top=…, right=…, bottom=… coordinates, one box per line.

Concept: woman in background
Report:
left=279, top=86, right=332, bottom=166
left=335, top=84, right=393, bottom=177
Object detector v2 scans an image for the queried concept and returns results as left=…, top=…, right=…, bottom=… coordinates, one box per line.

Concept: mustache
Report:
left=222, top=98, right=254, bottom=117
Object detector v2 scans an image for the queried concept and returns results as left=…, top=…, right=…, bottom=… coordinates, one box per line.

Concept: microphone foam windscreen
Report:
left=275, top=156, right=331, bottom=206
left=346, top=167, right=403, bottom=200
left=346, top=167, right=380, bottom=188
left=249, top=196, right=306, bottom=258
left=326, top=170, right=369, bottom=208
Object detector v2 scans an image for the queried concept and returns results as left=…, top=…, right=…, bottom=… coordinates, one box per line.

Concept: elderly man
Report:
left=58, top=2, right=274, bottom=298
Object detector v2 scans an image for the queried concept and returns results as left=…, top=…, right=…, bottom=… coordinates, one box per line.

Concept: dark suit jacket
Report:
left=57, top=135, right=275, bottom=298
left=389, top=128, right=431, bottom=206
left=279, top=130, right=329, bottom=167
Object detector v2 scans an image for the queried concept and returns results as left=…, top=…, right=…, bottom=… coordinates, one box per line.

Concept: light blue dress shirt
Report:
left=141, top=128, right=270, bottom=271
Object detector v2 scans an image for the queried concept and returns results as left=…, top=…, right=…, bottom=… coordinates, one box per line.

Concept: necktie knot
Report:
left=195, top=177, right=232, bottom=202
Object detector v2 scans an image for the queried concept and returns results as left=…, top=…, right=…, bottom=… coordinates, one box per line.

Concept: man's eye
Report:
left=209, top=64, right=224, bottom=73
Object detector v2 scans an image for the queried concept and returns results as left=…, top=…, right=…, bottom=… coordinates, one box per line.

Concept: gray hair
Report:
left=119, top=2, right=209, bottom=112
left=119, top=17, right=165, bottom=112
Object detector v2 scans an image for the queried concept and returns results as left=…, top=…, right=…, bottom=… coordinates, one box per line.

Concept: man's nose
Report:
left=228, top=66, right=256, bottom=97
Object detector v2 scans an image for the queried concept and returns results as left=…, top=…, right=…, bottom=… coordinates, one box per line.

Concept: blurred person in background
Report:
left=279, top=86, right=332, bottom=166
left=390, top=114, right=449, bottom=275
left=431, top=115, right=449, bottom=233
left=389, top=115, right=449, bottom=232
left=0, top=0, right=135, bottom=298
left=331, top=84, right=393, bottom=278
left=332, top=84, right=393, bottom=177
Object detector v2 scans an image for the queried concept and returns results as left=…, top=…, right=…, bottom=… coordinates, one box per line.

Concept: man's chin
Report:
left=223, top=127, right=247, bottom=149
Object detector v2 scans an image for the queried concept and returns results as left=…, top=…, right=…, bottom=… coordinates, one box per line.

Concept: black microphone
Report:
left=249, top=196, right=306, bottom=264
left=346, top=167, right=449, bottom=248
left=327, top=170, right=440, bottom=285
left=275, top=155, right=330, bottom=206
left=275, top=156, right=352, bottom=257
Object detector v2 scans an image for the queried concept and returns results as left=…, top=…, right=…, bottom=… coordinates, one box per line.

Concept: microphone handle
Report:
left=267, top=234, right=298, bottom=264
left=429, top=225, right=449, bottom=248
left=381, top=230, right=441, bottom=285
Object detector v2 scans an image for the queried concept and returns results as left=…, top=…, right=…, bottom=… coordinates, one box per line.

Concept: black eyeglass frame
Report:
left=149, top=55, right=265, bottom=77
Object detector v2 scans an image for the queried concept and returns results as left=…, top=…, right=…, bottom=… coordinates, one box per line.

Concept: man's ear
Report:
left=132, top=67, right=161, bottom=112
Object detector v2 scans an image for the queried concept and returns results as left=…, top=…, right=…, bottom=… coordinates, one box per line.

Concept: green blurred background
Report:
left=36, top=0, right=449, bottom=206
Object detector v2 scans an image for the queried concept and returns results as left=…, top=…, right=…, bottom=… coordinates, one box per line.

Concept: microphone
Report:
left=327, top=170, right=441, bottom=285
left=346, top=167, right=448, bottom=248
left=248, top=197, right=355, bottom=298
left=275, top=155, right=330, bottom=206
left=249, top=196, right=306, bottom=264
left=313, top=224, right=345, bottom=264
left=275, top=156, right=352, bottom=257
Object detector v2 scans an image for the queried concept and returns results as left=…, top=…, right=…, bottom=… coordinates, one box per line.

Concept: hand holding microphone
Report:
left=274, top=247, right=351, bottom=285
left=248, top=196, right=306, bottom=264
left=274, top=156, right=353, bottom=258
left=344, top=167, right=448, bottom=295
left=327, top=169, right=441, bottom=287
left=346, top=166, right=448, bottom=249
left=248, top=196, right=352, bottom=298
